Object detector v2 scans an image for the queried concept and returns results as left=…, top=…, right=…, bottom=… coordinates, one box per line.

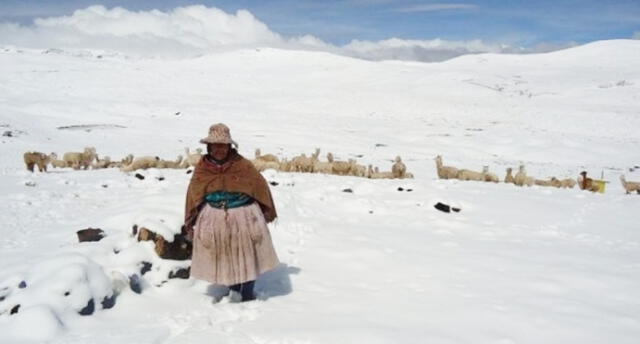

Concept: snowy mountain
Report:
left=1, top=40, right=639, bottom=343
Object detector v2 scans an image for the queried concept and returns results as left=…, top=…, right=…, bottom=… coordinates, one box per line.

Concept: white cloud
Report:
left=0, top=5, right=287, bottom=57
left=393, top=3, right=477, bottom=13
left=0, top=5, right=542, bottom=62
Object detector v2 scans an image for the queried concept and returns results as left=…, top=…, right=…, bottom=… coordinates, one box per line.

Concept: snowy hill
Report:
left=1, top=40, right=639, bottom=343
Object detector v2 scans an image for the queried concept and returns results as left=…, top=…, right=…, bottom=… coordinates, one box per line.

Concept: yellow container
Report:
left=593, top=179, right=607, bottom=193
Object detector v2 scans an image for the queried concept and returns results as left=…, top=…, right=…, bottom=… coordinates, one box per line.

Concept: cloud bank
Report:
left=0, top=5, right=533, bottom=62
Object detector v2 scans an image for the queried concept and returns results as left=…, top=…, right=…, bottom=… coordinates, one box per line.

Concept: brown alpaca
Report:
left=578, top=171, right=600, bottom=192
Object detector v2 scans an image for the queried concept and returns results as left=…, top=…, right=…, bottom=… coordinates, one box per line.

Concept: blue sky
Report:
left=0, top=0, right=638, bottom=47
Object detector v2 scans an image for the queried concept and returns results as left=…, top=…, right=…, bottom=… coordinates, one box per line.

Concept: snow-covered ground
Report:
left=1, top=39, right=639, bottom=343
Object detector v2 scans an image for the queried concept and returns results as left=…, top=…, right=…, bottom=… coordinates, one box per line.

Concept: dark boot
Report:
left=229, top=280, right=256, bottom=302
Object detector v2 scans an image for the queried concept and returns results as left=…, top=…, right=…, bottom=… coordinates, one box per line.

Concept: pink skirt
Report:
left=191, top=202, right=279, bottom=286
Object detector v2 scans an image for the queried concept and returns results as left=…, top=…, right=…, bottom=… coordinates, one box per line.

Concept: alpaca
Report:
left=312, top=153, right=334, bottom=174
left=578, top=171, right=600, bottom=192
left=392, top=156, right=407, bottom=179
left=63, top=147, right=97, bottom=170
left=482, top=166, right=499, bottom=183
left=252, top=159, right=280, bottom=172
left=92, top=155, right=111, bottom=169
left=120, top=156, right=160, bottom=172
left=620, top=175, right=640, bottom=194
left=457, top=168, right=484, bottom=181
left=23, top=151, right=55, bottom=172
left=370, top=166, right=394, bottom=179
left=504, top=167, right=515, bottom=184
left=514, top=165, right=527, bottom=186
left=353, top=163, right=368, bottom=178
left=157, top=155, right=183, bottom=169
left=332, top=158, right=356, bottom=176
left=278, top=158, right=294, bottom=172
left=49, top=153, right=67, bottom=168
left=560, top=178, right=577, bottom=188
left=255, top=148, right=280, bottom=163
left=534, top=178, right=554, bottom=187
left=181, top=147, right=203, bottom=168
left=291, top=153, right=314, bottom=173
left=434, top=155, right=458, bottom=179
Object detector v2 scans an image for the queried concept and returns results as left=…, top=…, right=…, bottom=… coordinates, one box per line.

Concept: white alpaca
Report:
left=332, top=158, right=356, bottom=176
left=370, top=166, right=394, bottom=179
left=434, top=155, right=458, bottom=179
left=49, top=153, right=67, bottom=168
left=457, top=168, right=484, bottom=181
left=513, top=165, right=527, bottom=186
left=482, top=166, right=499, bottom=183
left=63, top=147, right=97, bottom=170
left=312, top=153, right=334, bottom=174
left=157, top=155, right=183, bottom=169
left=620, top=175, right=640, bottom=194
left=560, top=178, right=577, bottom=188
left=92, top=155, right=112, bottom=169
left=181, top=147, right=203, bottom=168
left=255, top=148, right=280, bottom=163
left=120, top=156, right=160, bottom=172
left=392, top=156, right=407, bottom=179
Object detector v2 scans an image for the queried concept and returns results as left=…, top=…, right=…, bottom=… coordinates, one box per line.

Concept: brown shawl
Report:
left=184, top=150, right=277, bottom=229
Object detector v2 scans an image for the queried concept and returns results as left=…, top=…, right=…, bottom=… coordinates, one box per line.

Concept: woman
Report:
left=184, top=123, right=279, bottom=302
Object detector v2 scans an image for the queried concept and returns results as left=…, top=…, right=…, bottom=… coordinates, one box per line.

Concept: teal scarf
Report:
left=205, top=191, right=254, bottom=209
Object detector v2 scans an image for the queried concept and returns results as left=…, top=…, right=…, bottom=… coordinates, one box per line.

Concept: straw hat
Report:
left=199, top=123, right=238, bottom=147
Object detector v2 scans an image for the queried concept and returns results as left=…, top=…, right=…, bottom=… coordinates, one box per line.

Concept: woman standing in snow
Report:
left=184, top=123, right=279, bottom=302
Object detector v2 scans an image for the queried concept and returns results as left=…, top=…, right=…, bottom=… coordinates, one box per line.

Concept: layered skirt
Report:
left=191, top=202, right=279, bottom=285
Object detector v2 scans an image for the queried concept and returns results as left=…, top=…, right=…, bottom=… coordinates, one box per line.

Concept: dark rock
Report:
left=342, top=188, right=353, bottom=193
left=175, top=112, right=181, bottom=116
left=79, top=298, right=95, bottom=316
left=168, top=267, right=190, bottom=279
left=129, top=275, right=142, bottom=294
left=140, top=261, right=152, bottom=275
left=397, top=187, right=404, bottom=191
left=156, top=177, right=165, bottom=181
left=64, top=291, right=70, bottom=296
left=407, top=189, right=413, bottom=192
left=18, top=281, right=27, bottom=289
left=374, top=143, right=387, bottom=147
left=269, top=181, right=279, bottom=186
left=101, top=294, right=116, bottom=309
left=132, top=224, right=138, bottom=236
left=2, top=131, right=12, bottom=137
left=434, top=202, right=461, bottom=213
left=134, top=173, right=145, bottom=180
left=368, top=210, right=373, bottom=214
left=77, top=228, right=105, bottom=242
left=101, top=184, right=109, bottom=188
left=10, top=304, right=20, bottom=315
left=434, top=202, right=451, bottom=213
left=186, top=169, right=193, bottom=174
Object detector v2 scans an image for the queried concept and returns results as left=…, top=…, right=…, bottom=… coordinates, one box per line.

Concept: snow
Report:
left=1, top=39, right=640, bottom=343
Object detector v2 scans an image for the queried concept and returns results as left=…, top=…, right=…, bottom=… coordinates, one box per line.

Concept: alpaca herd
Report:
left=253, top=148, right=413, bottom=179
left=435, top=155, right=636, bottom=194
left=22, top=147, right=414, bottom=180
left=20, top=148, right=640, bottom=193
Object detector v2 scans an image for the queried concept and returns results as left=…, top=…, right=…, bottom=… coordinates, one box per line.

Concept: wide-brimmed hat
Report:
left=200, top=123, right=238, bottom=147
